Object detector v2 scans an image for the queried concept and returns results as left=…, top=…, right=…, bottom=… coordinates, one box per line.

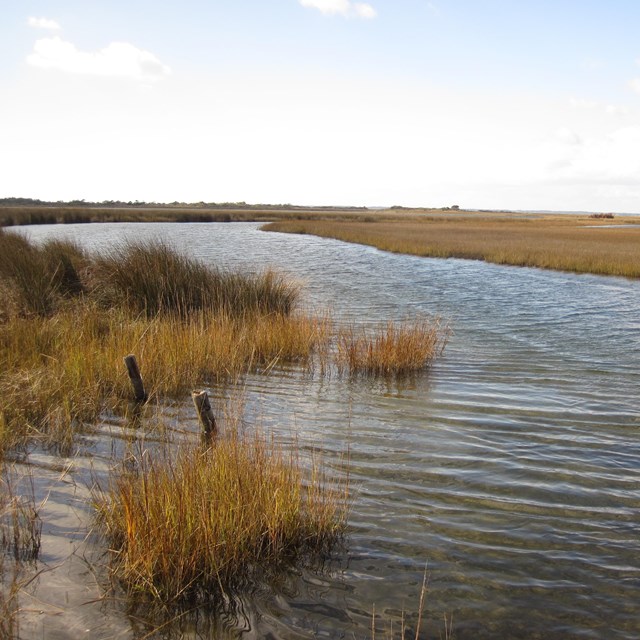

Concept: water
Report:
left=7, top=222, right=640, bottom=639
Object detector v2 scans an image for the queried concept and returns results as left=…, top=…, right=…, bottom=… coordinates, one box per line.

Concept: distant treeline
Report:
left=0, top=198, right=372, bottom=227
left=0, top=197, right=368, bottom=211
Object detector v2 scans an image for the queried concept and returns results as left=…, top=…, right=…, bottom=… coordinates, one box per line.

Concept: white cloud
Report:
left=555, top=127, right=582, bottom=146
left=299, top=0, right=377, bottom=18
left=537, top=125, right=640, bottom=188
left=569, top=97, right=629, bottom=117
left=569, top=97, right=598, bottom=110
left=27, top=16, right=61, bottom=30
left=629, top=77, right=640, bottom=94
left=605, top=104, right=629, bottom=116
left=27, top=37, right=171, bottom=82
left=353, top=3, right=377, bottom=18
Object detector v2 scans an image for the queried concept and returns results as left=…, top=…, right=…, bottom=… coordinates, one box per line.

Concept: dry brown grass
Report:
left=0, top=305, right=330, bottom=456
left=0, top=205, right=377, bottom=227
left=93, top=433, right=348, bottom=605
left=265, top=214, right=640, bottom=278
left=89, top=240, right=298, bottom=317
left=337, top=318, right=448, bottom=376
left=0, top=232, right=447, bottom=458
left=0, top=233, right=333, bottom=455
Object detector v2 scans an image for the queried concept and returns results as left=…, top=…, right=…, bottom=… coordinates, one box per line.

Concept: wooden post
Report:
left=192, top=390, right=217, bottom=437
left=124, top=354, right=147, bottom=403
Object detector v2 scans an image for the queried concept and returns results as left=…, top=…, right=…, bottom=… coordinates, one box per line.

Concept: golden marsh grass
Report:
left=0, top=231, right=333, bottom=454
left=0, top=305, right=330, bottom=455
left=337, top=318, right=448, bottom=376
left=93, top=434, right=348, bottom=605
left=264, top=214, right=640, bottom=278
left=0, top=231, right=447, bottom=455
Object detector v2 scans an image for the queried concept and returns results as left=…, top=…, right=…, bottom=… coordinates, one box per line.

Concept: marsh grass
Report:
left=89, top=241, right=298, bottom=317
left=0, top=559, right=20, bottom=640
left=94, top=434, right=347, bottom=605
left=337, top=318, right=448, bottom=377
left=0, top=474, right=41, bottom=563
left=0, top=470, right=42, bottom=640
left=0, top=233, right=445, bottom=458
left=0, top=234, right=327, bottom=454
left=265, top=216, right=640, bottom=278
left=0, top=231, right=86, bottom=317
left=0, top=204, right=379, bottom=228
left=0, top=305, right=330, bottom=456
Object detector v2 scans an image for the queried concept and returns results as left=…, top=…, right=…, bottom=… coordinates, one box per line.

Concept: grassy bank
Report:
left=0, top=204, right=378, bottom=227
left=0, top=230, right=446, bottom=456
left=0, top=231, right=328, bottom=455
left=264, top=214, right=640, bottom=278
left=0, top=229, right=447, bottom=628
left=0, top=231, right=348, bottom=614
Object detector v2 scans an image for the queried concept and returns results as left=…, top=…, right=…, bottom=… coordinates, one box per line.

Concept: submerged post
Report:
left=192, top=390, right=217, bottom=437
left=124, top=354, right=147, bottom=403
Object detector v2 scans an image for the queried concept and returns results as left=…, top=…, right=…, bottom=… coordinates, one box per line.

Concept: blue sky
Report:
left=3, top=1, right=640, bottom=211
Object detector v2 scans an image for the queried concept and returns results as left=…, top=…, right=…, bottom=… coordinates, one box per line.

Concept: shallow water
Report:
left=7, top=222, right=640, bottom=639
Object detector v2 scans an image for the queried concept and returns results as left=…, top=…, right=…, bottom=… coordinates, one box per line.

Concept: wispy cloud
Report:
left=569, top=97, right=628, bottom=117
left=426, top=2, right=441, bottom=16
left=629, top=77, right=640, bottom=94
left=27, top=16, right=61, bottom=30
left=27, top=37, right=171, bottom=82
left=299, top=0, right=377, bottom=19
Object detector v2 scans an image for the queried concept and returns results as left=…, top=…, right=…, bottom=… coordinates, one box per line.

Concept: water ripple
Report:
left=18, top=221, right=640, bottom=639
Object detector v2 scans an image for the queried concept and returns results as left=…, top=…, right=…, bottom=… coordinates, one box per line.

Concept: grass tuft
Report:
left=0, top=234, right=446, bottom=458
left=0, top=305, right=330, bottom=456
left=0, top=230, right=86, bottom=317
left=94, top=434, right=347, bottom=605
left=336, top=318, right=448, bottom=376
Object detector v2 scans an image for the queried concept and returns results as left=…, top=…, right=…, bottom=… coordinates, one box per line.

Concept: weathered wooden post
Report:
left=192, top=390, right=217, bottom=437
left=124, top=354, right=148, bottom=403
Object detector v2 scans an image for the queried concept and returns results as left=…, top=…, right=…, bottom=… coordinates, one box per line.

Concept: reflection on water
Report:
left=9, top=222, right=640, bottom=639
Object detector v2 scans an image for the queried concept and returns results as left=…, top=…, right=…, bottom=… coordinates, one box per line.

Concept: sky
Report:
left=2, top=1, right=640, bottom=212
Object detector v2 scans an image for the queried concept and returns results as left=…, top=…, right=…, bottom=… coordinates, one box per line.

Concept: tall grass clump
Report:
left=94, top=434, right=347, bottom=605
left=0, top=237, right=314, bottom=454
left=337, top=317, right=448, bottom=376
left=89, top=241, right=299, bottom=317
left=0, top=230, right=86, bottom=316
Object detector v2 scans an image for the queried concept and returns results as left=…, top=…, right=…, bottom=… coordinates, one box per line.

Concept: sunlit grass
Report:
left=0, top=304, right=330, bottom=456
left=0, top=230, right=87, bottom=317
left=264, top=215, right=640, bottom=278
left=0, top=233, right=332, bottom=455
left=337, top=318, right=448, bottom=376
left=93, top=434, right=348, bottom=605
left=0, top=232, right=447, bottom=458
